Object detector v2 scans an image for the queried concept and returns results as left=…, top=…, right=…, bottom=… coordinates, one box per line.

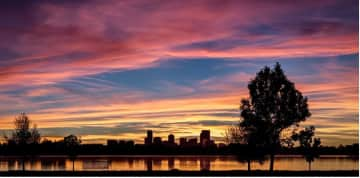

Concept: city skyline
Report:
left=140, top=129, right=216, bottom=146
left=0, top=0, right=358, bottom=146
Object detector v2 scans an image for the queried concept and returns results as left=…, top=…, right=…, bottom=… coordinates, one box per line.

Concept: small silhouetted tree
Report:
left=64, top=134, right=81, bottom=172
left=225, top=125, right=251, bottom=171
left=292, top=126, right=321, bottom=171
left=240, top=62, right=311, bottom=172
left=224, top=125, right=265, bottom=172
left=5, top=113, right=41, bottom=171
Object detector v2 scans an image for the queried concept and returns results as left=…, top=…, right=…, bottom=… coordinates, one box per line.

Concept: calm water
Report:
left=0, top=155, right=358, bottom=171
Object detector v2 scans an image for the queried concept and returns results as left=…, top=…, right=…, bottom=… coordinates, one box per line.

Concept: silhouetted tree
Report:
left=348, top=143, right=359, bottom=161
left=225, top=126, right=251, bottom=171
left=292, top=126, right=321, bottom=171
left=4, top=113, right=41, bottom=171
left=224, top=125, right=265, bottom=172
left=10, top=113, right=40, bottom=145
left=240, top=62, right=311, bottom=172
left=64, top=134, right=81, bottom=172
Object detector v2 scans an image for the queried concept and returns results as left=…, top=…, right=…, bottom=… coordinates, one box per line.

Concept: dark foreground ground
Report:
left=0, top=170, right=358, bottom=177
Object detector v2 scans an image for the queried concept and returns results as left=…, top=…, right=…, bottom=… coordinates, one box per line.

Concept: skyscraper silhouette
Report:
left=145, top=130, right=153, bottom=145
left=168, top=134, right=175, bottom=144
left=200, top=130, right=210, bottom=147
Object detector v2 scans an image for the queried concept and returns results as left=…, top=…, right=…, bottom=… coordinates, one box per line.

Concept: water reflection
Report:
left=83, top=160, right=109, bottom=170
left=0, top=155, right=357, bottom=171
left=168, top=157, right=174, bottom=170
left=200, top=157, right=211, bottom=171
left=58, top=160, right=66, bottom=170
left=146, top=158, right=152, bottom=171
left=128, top=158, right=134, bottom=169
left=8, top=160, right=16, bottom=171
left=152, top=158, right=162, bottom=170
left=41, top=160, right=53, bottom=170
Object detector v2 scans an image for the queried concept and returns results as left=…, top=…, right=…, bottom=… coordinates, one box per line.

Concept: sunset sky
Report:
left=0, top=0, right=358, bottom=146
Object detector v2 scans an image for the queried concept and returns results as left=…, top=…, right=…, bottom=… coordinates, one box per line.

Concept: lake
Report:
left=0, top=155, right=358, bottom=171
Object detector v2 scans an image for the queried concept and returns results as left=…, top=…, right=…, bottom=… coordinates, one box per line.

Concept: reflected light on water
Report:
left=0, top=155, right=358, bottom=171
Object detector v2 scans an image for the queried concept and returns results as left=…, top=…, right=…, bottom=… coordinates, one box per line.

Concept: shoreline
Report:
left=0, top=170, right=358, bottom=176
left=0, top=154, right=356, bottom=158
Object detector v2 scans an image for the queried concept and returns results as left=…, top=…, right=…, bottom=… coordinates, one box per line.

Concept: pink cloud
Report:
left=0, top=0, right=355, bottom=87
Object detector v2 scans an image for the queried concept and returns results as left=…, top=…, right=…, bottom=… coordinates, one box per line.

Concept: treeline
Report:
left=0, top=141, right=358, bottom=156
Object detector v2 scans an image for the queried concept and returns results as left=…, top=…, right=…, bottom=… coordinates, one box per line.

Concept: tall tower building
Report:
left=145, top=130, right=153, bottom=145
left=200, top=130, right=210, bottom=147
left=168, top=134, right=175, bottom=144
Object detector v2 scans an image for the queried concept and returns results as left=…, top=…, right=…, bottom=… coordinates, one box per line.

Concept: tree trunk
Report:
left=247, top=159, right=251, bottom=172
left=308, top=162, right=311, bottom=171
left=269, top=153, right=274, bottom=172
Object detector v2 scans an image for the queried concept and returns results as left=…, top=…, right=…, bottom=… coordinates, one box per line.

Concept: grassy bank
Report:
left=0, top=170, right=358, bottom=176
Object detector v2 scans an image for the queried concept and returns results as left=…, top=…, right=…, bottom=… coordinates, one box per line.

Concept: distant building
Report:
left=119, top=140, right=126, bottom=145
left=126, top=140, right=134, bottom=147
left=144, top=138, right=148, bottom=145
left=200, top=130, right=210, bottom=147
left=188, top=138, right=197, bottom=145
left=107, top=139, right=134, bottom=146
left=168, top=134, right=175, bottom=144
left=179, top=137, right=187, bottom=146
left=145, top=130, right=153, bottom=145
left=107, top=139, right=118, bottom=146
left=218, top=143, right=226, bottom=148
left=153, top=137, right=162, bottom=144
